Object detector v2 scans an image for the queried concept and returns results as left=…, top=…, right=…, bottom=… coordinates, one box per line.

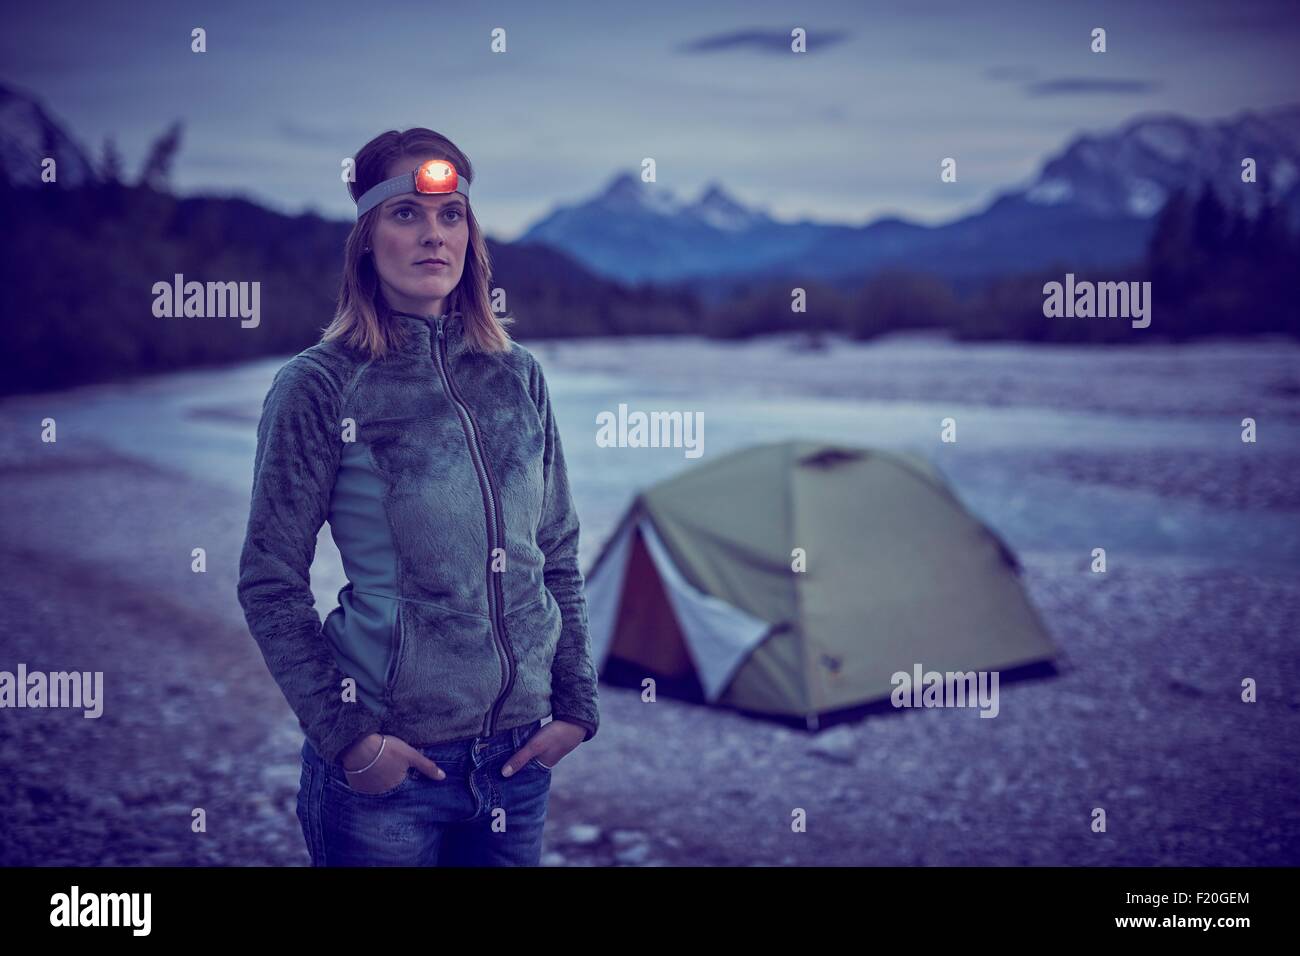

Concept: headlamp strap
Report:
left=354, top=158, right=470, bottom=220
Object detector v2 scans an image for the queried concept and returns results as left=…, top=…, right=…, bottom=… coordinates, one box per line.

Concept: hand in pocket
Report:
left=341, top=734, right=444, bottom=793
left=501, top=720, right=586, bottom=777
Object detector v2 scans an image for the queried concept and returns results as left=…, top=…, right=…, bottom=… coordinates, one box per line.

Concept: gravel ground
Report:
left=951, top=447, right=1300, bottom=511
left=1, top=419, right=1297, bottom=867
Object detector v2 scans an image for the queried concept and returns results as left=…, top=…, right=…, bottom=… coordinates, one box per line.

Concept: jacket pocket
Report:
left=502, top=592, right=563, bottom=702
left=386, top=599, right=504, bottom=726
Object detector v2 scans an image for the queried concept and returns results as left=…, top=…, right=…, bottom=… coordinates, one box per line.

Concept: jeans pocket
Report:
left=516, top=719, right=553, bottom=773
left=330, top=764, right=416, bottom=799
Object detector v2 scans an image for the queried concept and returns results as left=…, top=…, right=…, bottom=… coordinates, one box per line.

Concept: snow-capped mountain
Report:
left=522, top=171, right=825, bottom=284
left=0, top=81, right=99, bottom=187
left=570, top=172, right=774, bottom=230
left=1023, top=106, right=1300, bottom=219
left=684, top=182, right=772, bottom=232
left=590, top=171, right=686, bottom=217
left=521, top=103, right=1300, bottom=286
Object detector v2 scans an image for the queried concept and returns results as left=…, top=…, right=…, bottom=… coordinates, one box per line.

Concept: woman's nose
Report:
left=418, top=215, right=447, bottom=246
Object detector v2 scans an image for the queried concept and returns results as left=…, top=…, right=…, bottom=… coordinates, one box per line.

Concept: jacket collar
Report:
left=387, top=308, right=469, bottom=358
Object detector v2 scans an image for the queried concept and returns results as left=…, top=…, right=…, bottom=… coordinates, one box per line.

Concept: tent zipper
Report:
left=430, top=313, right=514, bottom=738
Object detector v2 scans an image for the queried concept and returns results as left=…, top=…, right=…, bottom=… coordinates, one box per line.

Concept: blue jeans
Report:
left=296, top=718, right=553, bottom=866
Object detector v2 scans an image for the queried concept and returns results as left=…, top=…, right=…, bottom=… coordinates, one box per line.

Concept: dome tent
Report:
left=582, top=440, right=1060, bottom=729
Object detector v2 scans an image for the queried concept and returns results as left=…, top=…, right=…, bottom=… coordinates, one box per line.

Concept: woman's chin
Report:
left=392, top=280, right=453, bottom=300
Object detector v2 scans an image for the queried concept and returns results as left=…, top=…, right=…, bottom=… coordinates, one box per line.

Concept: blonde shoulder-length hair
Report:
left=322, top=128, right=516, bottom=359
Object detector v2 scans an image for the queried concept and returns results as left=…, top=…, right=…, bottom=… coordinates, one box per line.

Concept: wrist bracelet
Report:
left=344, top=734, right=386, bottom=774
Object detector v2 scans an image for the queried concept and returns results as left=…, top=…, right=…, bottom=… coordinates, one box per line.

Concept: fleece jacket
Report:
left=236, top=309, right=600, bottom=766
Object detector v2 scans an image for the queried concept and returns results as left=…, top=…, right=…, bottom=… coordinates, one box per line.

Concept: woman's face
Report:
left=369, top=154, right=470, bottom=317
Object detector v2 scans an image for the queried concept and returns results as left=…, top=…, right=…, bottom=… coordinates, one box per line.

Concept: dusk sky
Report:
left=5, top=0, right=1298, bottom=240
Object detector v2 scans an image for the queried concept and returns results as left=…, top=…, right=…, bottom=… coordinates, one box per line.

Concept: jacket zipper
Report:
left=430, top=313, right=514, bottom=738
left=384, top=599, right=404, bottom=703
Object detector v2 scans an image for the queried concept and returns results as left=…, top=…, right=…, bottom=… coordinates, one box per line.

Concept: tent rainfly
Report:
left=581, top=440, right=1059, bottom=729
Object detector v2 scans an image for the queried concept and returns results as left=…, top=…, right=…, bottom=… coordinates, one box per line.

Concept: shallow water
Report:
left=18, top=334, right=1300, bottom=577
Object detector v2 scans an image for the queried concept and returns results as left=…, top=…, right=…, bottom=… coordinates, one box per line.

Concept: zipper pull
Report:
left=435, top=314, right=444, bottom=338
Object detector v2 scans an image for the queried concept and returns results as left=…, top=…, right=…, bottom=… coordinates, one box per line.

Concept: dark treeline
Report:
left=1, top=178, right=1295, bottom=397
left=0, top=178, right=707, bottom=395
left=710, top=185, right=1300, bottom=344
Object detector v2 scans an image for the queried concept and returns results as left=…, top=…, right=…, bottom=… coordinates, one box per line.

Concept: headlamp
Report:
left=354, top=158, right=470, bottom=220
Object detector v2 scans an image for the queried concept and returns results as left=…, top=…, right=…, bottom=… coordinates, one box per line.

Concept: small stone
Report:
left=616, top=843, right=650, bottom=864
left=209, top=754, right=235, bottom=776
left=88, top=793, right=125, bottom=816
left=808, top=725, right=857, bottom=763
left=259, top=763, right=299, bottom=790
left=564, top=823, right=602, bottom=845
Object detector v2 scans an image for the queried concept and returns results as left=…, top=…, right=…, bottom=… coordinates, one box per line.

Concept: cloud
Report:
left=677, top=28, right=851, bottom=54
left=1026, top=77, right=1161, bottom=97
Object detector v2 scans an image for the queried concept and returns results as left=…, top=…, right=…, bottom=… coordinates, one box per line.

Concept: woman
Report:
left=236, top=128, right=600, bottom=866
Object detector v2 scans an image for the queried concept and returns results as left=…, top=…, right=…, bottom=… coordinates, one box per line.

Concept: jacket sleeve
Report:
left=532, top=359, right=601, bottom=742
left=236, top=356, right=382, bottom=765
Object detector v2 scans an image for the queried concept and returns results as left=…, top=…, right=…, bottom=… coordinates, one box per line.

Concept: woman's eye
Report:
left=393, top=208, right=459, bottom=223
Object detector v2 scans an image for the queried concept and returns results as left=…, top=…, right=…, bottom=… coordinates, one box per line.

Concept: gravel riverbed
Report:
left=2, top=337, right=1298, bottom=866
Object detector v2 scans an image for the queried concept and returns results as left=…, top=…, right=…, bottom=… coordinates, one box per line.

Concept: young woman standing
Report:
left=237, top=128, right=600, bottom=866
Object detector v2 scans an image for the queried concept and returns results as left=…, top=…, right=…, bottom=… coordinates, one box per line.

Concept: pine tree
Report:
left=1146, top=186, right=1195, bottom=300
left=99, top=135, right=123, bottom=184
left=1191, top=184, right=1228, bottom=256
left=137, top=121, right=183, bottom=191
